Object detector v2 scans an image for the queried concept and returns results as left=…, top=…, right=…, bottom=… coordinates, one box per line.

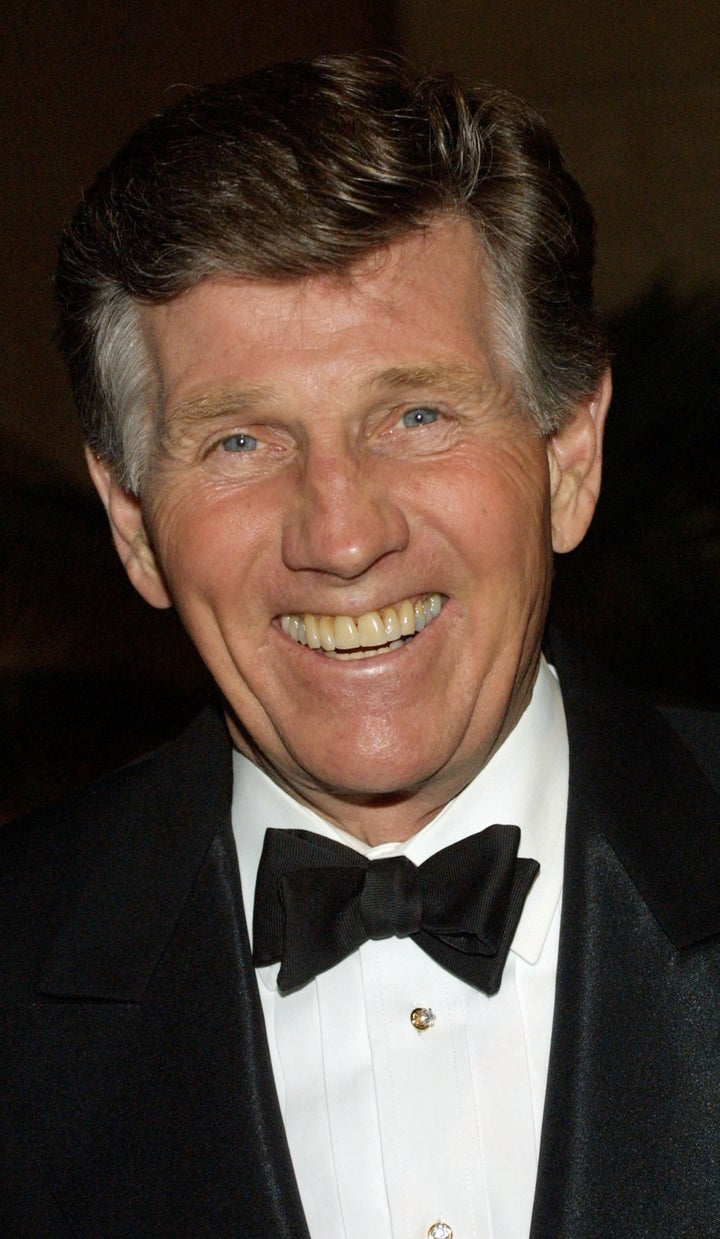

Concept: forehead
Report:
left=139, top=217, right=508, bottom=410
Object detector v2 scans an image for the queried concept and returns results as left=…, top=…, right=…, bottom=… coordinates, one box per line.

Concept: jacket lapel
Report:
left=531, top=637, right=720, bottom=1236
left=30, top=708, right=309, bottom=1237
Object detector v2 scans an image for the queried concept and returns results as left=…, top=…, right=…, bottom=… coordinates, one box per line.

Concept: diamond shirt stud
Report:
left=410, top=1007, right=436, bottom=1030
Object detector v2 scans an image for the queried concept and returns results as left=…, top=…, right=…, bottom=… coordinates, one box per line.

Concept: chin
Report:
left=292, top=741, right=452, bottom=803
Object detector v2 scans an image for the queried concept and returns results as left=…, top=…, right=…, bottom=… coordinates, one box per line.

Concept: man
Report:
left=1, top=55, right=718, bottom=1238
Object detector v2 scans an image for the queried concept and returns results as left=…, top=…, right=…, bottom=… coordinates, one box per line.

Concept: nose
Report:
left=281, top=452, right=410, bottom=579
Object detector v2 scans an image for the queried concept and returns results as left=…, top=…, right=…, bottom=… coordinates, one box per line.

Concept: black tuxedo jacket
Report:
left=1, top=640, right=719, bottom=1237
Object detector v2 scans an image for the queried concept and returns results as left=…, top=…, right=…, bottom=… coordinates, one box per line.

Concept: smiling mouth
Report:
left=279, top=593, right=445, bottom=660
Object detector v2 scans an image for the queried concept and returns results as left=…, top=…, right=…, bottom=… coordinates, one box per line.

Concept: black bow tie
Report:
left=253, top=825, right=539, bottom=995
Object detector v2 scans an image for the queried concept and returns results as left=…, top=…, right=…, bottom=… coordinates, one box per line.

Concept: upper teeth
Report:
left=280, top=593, right=444, bottom=653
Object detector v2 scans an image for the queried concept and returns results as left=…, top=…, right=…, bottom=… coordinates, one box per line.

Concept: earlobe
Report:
left=547, top=368, right=612, bottom=554
left=85, top=447, right=173, bottom=609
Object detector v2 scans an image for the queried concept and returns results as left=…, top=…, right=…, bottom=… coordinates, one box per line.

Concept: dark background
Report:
left=2, top=1, right=719, bottom=819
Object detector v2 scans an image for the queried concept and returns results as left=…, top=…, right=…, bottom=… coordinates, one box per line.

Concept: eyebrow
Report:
left=161, top=360, right=496, bottom=433
left=166, top=386, right=281, bottom=421
left=361, top=362, right=497, bottom=398
left=161, top=386, right=281, bottom=432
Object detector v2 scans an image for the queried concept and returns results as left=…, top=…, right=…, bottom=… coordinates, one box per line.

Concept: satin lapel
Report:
left=25, top=709, right=309, bottom=1236
left=531, top=638, right=720, bottom=1237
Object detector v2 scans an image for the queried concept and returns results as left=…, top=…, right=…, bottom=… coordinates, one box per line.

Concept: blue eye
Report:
left=401, top=407, right=439, bottom=428
left=221, top=433, right=258, bottom=452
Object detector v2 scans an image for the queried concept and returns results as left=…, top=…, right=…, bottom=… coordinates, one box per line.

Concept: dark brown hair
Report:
left=56, top=54, right=608, bottom=491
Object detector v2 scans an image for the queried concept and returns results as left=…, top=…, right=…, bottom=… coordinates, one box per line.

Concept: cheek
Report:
left=425, top=451, right=552, bottom=583
left=146, top=483, right=274, bottom=610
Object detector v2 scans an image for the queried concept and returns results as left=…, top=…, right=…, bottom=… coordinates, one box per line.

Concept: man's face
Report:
left=110, top=218, right=601, bottom=840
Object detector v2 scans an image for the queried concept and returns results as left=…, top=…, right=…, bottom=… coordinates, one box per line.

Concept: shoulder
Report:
left=0, top=706, right=232, bottom=995
left=0, top=704, right=231, bottom=865
left=547, top=626, right=719, bottom=792
left=547, top=628, right=720, bottom=948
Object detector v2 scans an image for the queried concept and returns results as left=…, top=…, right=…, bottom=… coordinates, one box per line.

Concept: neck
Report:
left=228, top=700, right=529, bottom=848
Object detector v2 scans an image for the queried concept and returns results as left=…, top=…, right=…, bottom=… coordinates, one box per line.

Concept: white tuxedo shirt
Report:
left=232, top=658, right=568, bottom=1238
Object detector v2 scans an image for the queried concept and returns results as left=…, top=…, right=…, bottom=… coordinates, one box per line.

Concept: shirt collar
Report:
left=232, top=656, right=568, bottom=968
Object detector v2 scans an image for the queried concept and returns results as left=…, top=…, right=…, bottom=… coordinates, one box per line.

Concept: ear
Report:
left=85, top=447, right=173, bottom=609
left=547, top=368, right=612, bottom=553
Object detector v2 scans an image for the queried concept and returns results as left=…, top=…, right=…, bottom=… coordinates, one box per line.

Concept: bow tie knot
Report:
left=253, top=825, right=539, bottom=995
left=360, top=856, right=423, bottom=940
